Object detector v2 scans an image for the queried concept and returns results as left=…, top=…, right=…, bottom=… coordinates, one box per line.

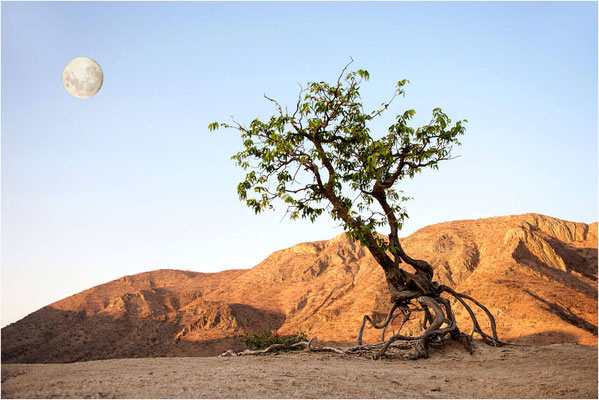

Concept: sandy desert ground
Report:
left=1, top=342, right=597, bottom=399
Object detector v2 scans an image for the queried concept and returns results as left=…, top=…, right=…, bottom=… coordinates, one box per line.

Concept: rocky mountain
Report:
left=2, top=213, right=597, bottom=363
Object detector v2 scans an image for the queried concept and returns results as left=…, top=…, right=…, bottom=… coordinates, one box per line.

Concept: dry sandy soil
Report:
left=2, top=342, right=597, bottom=399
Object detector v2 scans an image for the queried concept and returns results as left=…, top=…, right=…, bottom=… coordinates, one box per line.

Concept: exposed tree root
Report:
left=355, top=291, right=504, bottom=359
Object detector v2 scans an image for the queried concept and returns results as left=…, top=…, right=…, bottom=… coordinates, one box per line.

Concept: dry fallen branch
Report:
left=220, top=337, right=348, bottom=357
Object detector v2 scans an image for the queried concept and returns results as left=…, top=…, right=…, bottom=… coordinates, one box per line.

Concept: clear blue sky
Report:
left=2, top=1, right=597, bottom=326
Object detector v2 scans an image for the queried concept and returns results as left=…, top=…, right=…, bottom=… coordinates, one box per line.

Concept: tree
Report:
left=210, top=60, right=503, bottom=359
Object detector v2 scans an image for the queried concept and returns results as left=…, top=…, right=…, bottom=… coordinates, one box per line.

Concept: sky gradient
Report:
left=2, top=1, right=597, bottom=326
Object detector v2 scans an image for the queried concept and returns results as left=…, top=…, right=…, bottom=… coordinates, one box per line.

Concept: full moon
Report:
left=62, top=57, right=103, bottom=98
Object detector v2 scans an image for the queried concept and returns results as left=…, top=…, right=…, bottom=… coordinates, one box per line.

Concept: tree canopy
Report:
left=210, top=62, right=465, bottom=289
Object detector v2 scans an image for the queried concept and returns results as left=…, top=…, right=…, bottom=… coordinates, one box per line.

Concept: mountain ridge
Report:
left=2, top=213, right=597, bottom=363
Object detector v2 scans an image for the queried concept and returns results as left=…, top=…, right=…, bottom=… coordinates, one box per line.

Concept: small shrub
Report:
left=240, top=324, right=308, bottom=351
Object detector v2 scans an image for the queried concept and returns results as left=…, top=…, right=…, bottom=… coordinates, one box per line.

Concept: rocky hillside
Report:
left=2, top=213, right=597, bottom=363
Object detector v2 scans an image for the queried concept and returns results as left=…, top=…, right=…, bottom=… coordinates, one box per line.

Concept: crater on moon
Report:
left=63, top=57, right=103, bottom=98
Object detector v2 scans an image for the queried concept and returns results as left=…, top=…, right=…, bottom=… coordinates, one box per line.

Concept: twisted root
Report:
left=351, top=288, right=523, bottom=359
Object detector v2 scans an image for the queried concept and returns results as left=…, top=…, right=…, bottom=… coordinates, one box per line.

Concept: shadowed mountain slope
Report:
left=2, top=213, right=597, bottom=363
